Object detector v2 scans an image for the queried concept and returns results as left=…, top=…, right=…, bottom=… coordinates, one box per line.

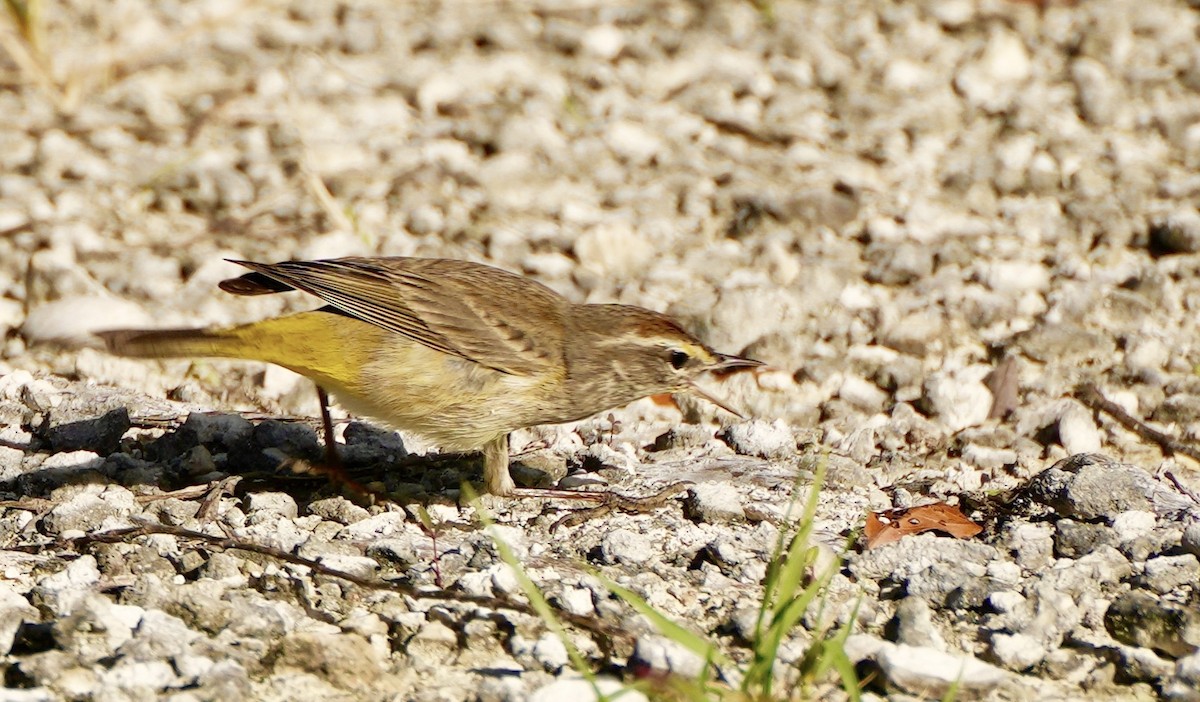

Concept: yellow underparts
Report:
left=210, top=311, right=377, bottom=392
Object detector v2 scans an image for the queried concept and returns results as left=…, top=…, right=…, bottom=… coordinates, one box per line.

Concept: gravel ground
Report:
left=3, top=0, right=1200, bottom=700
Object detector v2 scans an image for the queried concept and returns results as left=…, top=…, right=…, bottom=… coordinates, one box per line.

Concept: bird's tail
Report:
left=95, top=312, right=375, bottom=394
left=96, top=326, right=253, bottom=360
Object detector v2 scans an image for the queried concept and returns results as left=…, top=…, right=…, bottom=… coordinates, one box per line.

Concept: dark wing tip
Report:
left=216, top=262, right=292, bottom=292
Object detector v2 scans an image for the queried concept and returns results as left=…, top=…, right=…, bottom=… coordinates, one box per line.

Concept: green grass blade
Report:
left=743, top=457, right=830, bottom=695
left=597, top=572, right=734, bottom=672
left=465, top=484, right=615, bottom=702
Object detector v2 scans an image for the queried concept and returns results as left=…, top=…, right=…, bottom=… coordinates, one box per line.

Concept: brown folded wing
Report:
left=220, top=257, right=566, bottom=376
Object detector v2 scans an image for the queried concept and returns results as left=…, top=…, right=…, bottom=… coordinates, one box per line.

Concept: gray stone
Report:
left=177, top=445, right=218, bottom=479
left=1026, top=454, right=1161, bottom=521
left=719, top=420, right=795, bottom=460
left=43, top=407, right=130, bottom=455
left=117, top=609, right=198, bottom=661
left=893, top=596, right=946, bottom=649
left=1071, top=57, right=1121, bottom=126
left=961, top=443, right=1018, bottom=471
left=991, top=632, right=1047, bottom=671
left=1054, top=520, right=1118, bottom=558
left=1112, top=643, right=1175, bottom=683
left=183, top=412, right=254, bottom=448
left=1106, top=591, right=1200, bottom=658
left=251, top=420, right=321, bottom=459
left=876, top=642, right=1011, bottom=697
left=631, top=634, right=706, bottom=678
left=599, top=528, right=654, bottom=566
left=851, top=535, right=997, bottom=590
left=803, top=451, right=872, bottom=489
left=1056, top=401, right=1101, bottom=455
left=0, top=582, right=39, bottom=656
left=365, top=537, right=419, bottom=567
left=33, top=556, right=101, bottom=616
left=650, top=425, right=714, bottom=451
left=865, top=241, right=935, bottom=286
left=987, top=590, right=1028, bottom=615
left=1004, top=522, right=1054, bottom=571
left=835, top=425, right=878, bottom=464
left=316, top=555, right=379, bottom=579
left=529, top=677, right=646, bottom=702
left=342, top=421, right=407, bottom=454
left=42, top=484, right=138, bottom=535
left=1013, top=325, right=1117, bottom=365
left=244, top=491, right=299, bottom=521
left=338, top=511, right=408, bottom=541
left=1169, top=652, right=1200, bottom=702
left=879, top=310, right=948, bottom=357
left=98, top=659, right=179, bottom=694
left=557, top=586, right=595, bottom=618
left=1137, top=554, right=1200, bottom=595
left=1183, top=522, right=1200, bottom=558
left=684, top=483, right=745, bottom=523
left=54, top=594, right=145, bottom=663
left=270, top=631, right=383, bottom=685
left=920, top=367, right=993, bottom=432
left=306, top=497, right=371, bottom=525
left=531, top=632, right=569, bottom=672
left=1111, top=510, right=1157, bottom=543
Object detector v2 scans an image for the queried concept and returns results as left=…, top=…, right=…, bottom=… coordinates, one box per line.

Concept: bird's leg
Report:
left=482, top=434, right=516, bottom=496
left=303, top=385, right=373, bottom=501
left=482, top=433, right=607, bottom=500
left=317, top=386, right=340, bottom=467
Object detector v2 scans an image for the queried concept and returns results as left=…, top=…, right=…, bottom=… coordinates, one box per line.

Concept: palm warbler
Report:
left=98, top=257, right=760, bottom=496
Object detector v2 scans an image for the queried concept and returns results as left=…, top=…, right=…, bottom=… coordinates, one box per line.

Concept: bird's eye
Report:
left=668, top=349, right=689, bottom=370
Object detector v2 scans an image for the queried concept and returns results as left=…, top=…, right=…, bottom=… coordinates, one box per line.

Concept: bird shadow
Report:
left=0, top=408, right=571, bottom=518
left=0, top=409, right=518, bottom=513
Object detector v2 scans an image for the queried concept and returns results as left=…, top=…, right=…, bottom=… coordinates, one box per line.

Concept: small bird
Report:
left=98, top=256, right=761, bottom=497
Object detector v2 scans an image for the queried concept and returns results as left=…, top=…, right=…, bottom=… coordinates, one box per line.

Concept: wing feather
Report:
left=223, top=257, right=566, bottom=376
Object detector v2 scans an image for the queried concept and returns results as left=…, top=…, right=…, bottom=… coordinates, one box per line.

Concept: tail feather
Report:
left=96, top=327, right=245, bottom=359
left=95, top=312, right=377, bottom=394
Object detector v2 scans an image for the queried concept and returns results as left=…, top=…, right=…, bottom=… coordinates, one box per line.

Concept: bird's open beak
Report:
left=687, top=354, right=763, bottom=418
left=687, top=383, right=747, bottom=419
left=711, top=353, right=764, bottom=372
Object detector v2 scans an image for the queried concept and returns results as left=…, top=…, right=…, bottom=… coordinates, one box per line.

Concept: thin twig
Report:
left=21, top=521, right=626, bottom=643
left=1075, top=383, right=1200, bottom=463
left=1164, top=471, right=1200, bottom=507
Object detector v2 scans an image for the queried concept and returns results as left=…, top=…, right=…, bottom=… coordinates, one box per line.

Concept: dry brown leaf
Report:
left=865, top=502, right=984, bottom=549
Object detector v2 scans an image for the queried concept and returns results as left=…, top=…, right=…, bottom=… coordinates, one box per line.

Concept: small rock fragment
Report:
left=991, top=632, right=1048, bottom=671
left=1054, top=520, right=1118, bottom=558
left=245, top=492, right=299, bottom=521
left=43, top=407, right=131, bottom=455
left=631, top=634, right=706, bottom=678
left=532, top=633, right=569, bottom=672
left=719, top=420, right=794, bottom=460
left=1106, top=591, right=1200, bottom=658
left=876, top=642, right=1011, bottom=696
left=530, top=677, right=646, bottom=702
left=1137, top=554, right=1200, bottom=595
left=893, top=596, right=946, bottom=649
left=920, top=367, right=992, bottom=433
left=684, top=483, right=745, bottom=523
left=599, top=529, right=654, bottom=566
